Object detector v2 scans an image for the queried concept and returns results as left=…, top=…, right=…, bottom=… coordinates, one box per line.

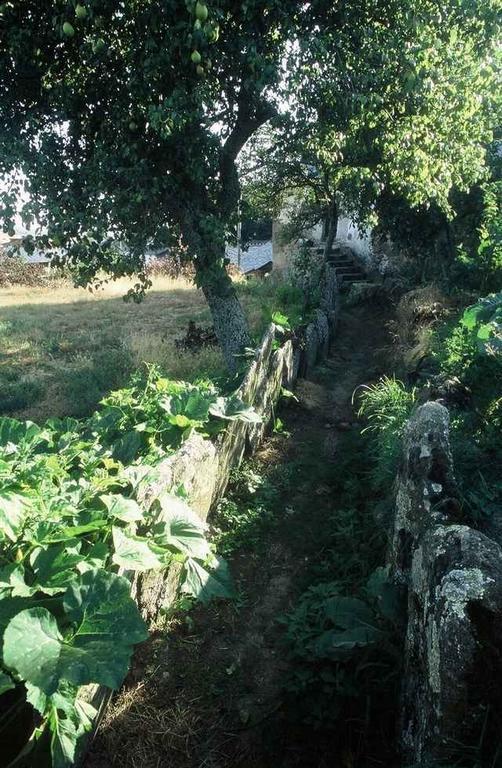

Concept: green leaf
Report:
left=168, top=414, right=194, bottom=429
left=51, top=707, right=80, bottom=768
left=112, top=526, right=167, bottom=571
left=153, top=494, right=210, bottom=560
left=112, top=431, right=144, bottom=464
left=48, top=684, right=95, bottom=768
left=100, top=494, right=144, bottom=522
left=208, top=395, right=261, bottom=424
left=4, top=608, right=66, bottom=694
left=63, top=568, right=147, bottom=645
left=271, top=310, right=291, bottom=330
left=462, top=292, right=502, bottom=330
left=0, top=490, right=31, bottom=541
left=0, top=418, right=42, bottom=449
left=25, top=681, right=47, bottom=713
left=0, top=595, right=64, bottom=642
left=323, top=596, right=375, bottom=629
left=4, top=572, right=147, bottom=695
left=38, top=520, right=109, bottom=544
left=30, top=545, right=85, bottom=595
left=181, top=556, right=236, bottom=604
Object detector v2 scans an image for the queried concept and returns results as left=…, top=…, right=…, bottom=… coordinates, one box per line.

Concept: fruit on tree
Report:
left=191, top=50, right=202, bottom=64
left=195, top=2, right=208, bottom=21
left=75, top=4, right=87, bottom=19
left=62, top=21, right=75, bottom=37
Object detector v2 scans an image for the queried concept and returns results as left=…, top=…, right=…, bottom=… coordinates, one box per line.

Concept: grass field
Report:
left=0, top=274, right=276, bottom=422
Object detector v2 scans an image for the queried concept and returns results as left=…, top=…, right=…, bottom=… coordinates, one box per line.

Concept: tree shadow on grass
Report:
left=0, top=289, right=214, bottom=421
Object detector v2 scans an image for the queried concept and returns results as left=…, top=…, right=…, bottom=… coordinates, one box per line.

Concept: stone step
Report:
left=327, top=258, right=354, bottom=266
left=339, top=278, right=368, bottom=293
left=339, top=273, right=367, bottom=282
left=334, top=265, right=364, bottom=275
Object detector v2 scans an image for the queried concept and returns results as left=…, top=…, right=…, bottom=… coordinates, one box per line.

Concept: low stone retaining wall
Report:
left=79, top=264, right=340, bottom=758
left=389, top=402, right=502, bottom=765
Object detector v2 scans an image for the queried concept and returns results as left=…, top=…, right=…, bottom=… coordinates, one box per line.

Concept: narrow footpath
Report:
left=87, top=301, right=397, bottom=768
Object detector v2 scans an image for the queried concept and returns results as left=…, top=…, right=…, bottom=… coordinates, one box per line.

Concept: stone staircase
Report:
left=314, top=243, right=368, bottom=292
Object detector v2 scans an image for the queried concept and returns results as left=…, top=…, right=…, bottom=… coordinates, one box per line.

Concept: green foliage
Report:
left=357, top=377, right=416, bottom=489
left=212, top=463, right=282, bottom=555
left=239, top=275, right=307, bottom=335
left=0, top=0, right=295, bottom=295
left=91, top=363, right=260, bottom=462
left=456, top=179, right=502, bottom=291
left=0, top=364, right=257, bottom=765
left=283, top=570, right=402, bottom=727
left=431, top=293, right=502, bottom=521
left=244, top=0, right=500, bottom=245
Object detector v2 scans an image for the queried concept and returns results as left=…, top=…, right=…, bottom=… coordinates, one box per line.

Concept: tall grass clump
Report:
left=356, top=376, right=416, bottom=489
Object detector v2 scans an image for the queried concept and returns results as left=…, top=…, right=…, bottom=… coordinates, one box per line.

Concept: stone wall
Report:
left=389, top=402, right=502, bottom=765
left=78, top=264, right=340, bottom=755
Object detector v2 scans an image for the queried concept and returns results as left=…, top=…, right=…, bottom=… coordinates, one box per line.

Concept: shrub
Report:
left=0, top=255, right=69, bottom=287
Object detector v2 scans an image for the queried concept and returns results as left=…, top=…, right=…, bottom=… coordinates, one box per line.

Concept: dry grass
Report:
left=0, top=272, right=290, bottom=422
left=0, top=276, right=227, bottom=421
left=387, top=284, right=453, bottom=373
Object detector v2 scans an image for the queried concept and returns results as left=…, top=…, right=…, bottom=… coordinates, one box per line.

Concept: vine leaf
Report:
left=181, top=556, right=236, bottom=603
left=100, top=494, right=144, bottom=523
left=3, top=570, right=147, bottom=694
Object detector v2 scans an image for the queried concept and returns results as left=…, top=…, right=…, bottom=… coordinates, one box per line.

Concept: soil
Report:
left=85, top=302, right=396, bottom=768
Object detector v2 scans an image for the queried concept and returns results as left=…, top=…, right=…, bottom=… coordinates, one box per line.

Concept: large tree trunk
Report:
left=323, top=194, right=338, bottom=261
left=196, top=258, right=251, bottom=373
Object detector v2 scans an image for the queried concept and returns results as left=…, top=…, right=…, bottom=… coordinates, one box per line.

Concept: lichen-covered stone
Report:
left=391, top=401, right=502, bottom=766
left=320, top=264, right=339, bottom=314
left=314, top=309, right=330, bottom=359
left=391, top=401, right=458, bottom=584
left=402, top=524, right=502, bottom=765
left=135, top=431, right=219, bottom=519
left=304, top=322, right=319, bottom=374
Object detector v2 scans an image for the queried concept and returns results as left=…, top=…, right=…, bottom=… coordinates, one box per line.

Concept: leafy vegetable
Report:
left=0, top=365, right=243, bottom=766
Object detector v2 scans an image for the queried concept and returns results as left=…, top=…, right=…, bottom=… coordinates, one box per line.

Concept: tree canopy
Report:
left=242, top=0, right=500, bottom=249
left=1, top=0, right=500, bottom=365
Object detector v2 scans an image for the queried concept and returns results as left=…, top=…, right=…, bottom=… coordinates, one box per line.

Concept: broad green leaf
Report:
left=461, top=292, right=502, bottom=330
left=25, top=681, right=47, bottom=713
left=0, top=595, right=64, bottom=642
left=48, top=684, right=95, bottom=768
left=153, top=494, right=210, bottom=559
left=208, top=395, right=261, bottom=424
left=181, top=556, right=236, bottom=604
left=63, top=569, right=147, bottom=645
left=0, top=490, right=31, bottom=541
left=38, top=520, right=109, bottom=544
left=112, top=526, right=167, bottom=571
left=323, top=596, right=375, bottom=629
left=51, top=708, right=79, bottom=768
left=0, top=418, right=42, bottom=449
left=271, top=311, right=291, bottom=330
left=100, top=494, right=144, bottom=522
left=30, top=545, right=85, bottom=595
left=3, top=605, right=140, bottom=694
left=9, top=565, right=35, bottom=597
left=312, top=625, right=383, bottom=657
left=168, top=414, right=194, bottom=429
left=112, top=431, right=144, bottom=464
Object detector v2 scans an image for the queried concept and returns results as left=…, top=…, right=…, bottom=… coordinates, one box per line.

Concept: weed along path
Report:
left=86, top=301, right=399, bottom=768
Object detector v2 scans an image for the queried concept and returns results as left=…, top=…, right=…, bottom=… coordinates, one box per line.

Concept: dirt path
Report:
left=86, top=302, right=395, bottom=768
